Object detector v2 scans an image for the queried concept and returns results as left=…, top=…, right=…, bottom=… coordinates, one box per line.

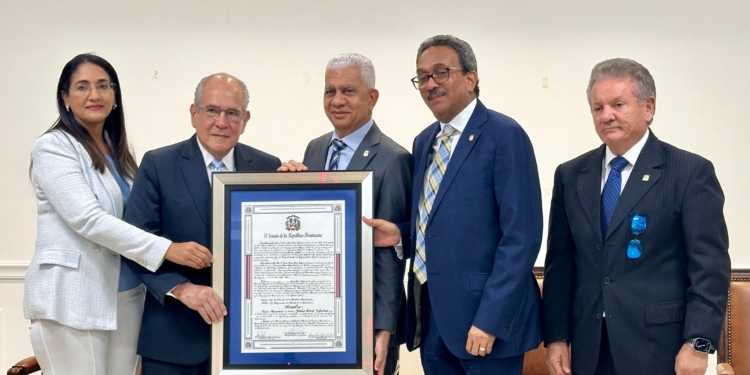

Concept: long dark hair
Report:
left=38, top=53, right=137, bottom=180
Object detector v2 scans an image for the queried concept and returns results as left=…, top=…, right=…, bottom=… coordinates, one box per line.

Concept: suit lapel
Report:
left=306, top=134, right=331, bottom=170
left=234, top=144, right=257, bottom=172
left=576, top=146, right=606, bottom=240
left=180, top=136, right=212, bottom=227
left=347, top=122, right=380, bottom=171
left=427, top=101, right=485, bottom=224
left=605, top=133, right=663, bottom=240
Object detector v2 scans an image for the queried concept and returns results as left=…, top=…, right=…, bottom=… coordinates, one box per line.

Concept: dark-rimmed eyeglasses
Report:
left=411, top=67, right=464, bottom=89
left=198, top=105, right=243, bottom=123
left=627, top=214, right=646, bottom=259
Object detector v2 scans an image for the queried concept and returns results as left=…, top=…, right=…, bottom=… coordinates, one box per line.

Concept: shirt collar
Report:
left=604, top=128, right=650, bottom=168
left=438, top=98, right=477, bottom=136
left=196, top=136, right=235, bottom=171
left=330, top=118, right=373, bottom=151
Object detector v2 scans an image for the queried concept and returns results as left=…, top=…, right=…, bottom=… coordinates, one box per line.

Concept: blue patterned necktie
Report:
left=328, top=139, right=347, bottom=170
left=210, top=159, right=224, bottom=173
left=414, top=125, right=458, bottom=284
left=601, top=156, right=629, bottom=236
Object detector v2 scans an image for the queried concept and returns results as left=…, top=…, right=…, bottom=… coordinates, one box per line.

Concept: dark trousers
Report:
left=142, top=356, right=209, bottom=375
left=419, top=283, right=524, bottom=375
left=594, top=318, right=618, bottom=375
left=383, top=343, right=400, bottom=375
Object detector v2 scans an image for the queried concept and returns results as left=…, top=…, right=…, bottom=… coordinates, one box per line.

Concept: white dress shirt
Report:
left=601, top=129, right=651, bottom=193
left=196, top=138, right=236, bottom=185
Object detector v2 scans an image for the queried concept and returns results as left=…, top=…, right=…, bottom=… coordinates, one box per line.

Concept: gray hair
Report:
left=587, top=58, right=656, bottom=104
left=194, top=73, right=250, bottom=111
left=326, top=53, right=376, bottom=90
left=417, top=35, right=479, bottom=97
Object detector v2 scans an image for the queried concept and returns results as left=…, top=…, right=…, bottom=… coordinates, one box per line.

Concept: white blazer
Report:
left=24, top=130, right=171, bottom=330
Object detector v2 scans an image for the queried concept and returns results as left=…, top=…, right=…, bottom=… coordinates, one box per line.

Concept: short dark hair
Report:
left=38, top=53, right=137, bottom=180
left=417, top=35, right=480, bottom=97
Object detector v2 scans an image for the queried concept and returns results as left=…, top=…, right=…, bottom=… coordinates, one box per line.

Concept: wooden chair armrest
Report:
left=717, top=362, right=734, bottom=375
left=7, top=356, right=40, bottom=375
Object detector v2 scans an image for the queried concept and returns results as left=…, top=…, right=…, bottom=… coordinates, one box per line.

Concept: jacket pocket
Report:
left=37, top=249, right=81, bottom=269
left=645, top=300, right=685, bottom=325
left=469, top=273, right=490, bottom=291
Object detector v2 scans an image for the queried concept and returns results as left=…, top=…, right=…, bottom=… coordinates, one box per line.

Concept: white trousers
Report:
left=30, top=286, right=145, bottom=375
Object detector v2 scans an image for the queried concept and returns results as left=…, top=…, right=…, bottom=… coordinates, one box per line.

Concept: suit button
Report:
left=597, top=244, right=602, bottom=250
left=603, top=277, right=610, bottom=284
left=93, top=245, right=101, bottom=252
left=596, top=313, right=602, bottom=319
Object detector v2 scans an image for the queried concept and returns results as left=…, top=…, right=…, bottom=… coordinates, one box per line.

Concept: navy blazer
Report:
left=405, top=100, right=544, bottom=359
left=543, top=132, right=730, bottom=374
left=123, top=135, right=281, bottom=365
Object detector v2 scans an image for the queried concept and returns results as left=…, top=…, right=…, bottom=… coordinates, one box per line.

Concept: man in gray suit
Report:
left=279, top=53, right=413, bottom=375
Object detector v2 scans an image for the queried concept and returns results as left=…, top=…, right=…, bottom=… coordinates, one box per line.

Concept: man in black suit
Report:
left=279, top=53, right=412, bottom=375
left=543, top=58, right=730, bottom=375
left=123, top=73, right=281, bottom=374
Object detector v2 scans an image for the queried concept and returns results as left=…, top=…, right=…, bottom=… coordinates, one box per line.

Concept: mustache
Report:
left=427, top=89, right=446, bottom=100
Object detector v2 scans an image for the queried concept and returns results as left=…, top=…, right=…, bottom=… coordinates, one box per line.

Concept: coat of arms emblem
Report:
left=285, top=215, right=301, bottom=231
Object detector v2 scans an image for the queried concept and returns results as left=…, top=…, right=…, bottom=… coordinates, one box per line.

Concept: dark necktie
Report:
left=601, top=156, right=629, bottom=236
left=328, top=139, right=347, bottom=170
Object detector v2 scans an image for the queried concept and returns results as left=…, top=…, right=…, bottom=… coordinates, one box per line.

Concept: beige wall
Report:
left=1, top=1, right=748, bottom=373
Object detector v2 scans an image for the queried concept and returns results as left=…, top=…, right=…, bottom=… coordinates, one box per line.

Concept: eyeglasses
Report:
left=198, top=105, right=244, bottom=123
left=70, top=82, right=117, bottom=96
left=627, top=214, right=646, bottom=259
left=411, top=67, right=464, bottom=89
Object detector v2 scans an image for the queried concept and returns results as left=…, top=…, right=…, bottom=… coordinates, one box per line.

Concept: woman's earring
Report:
left=113, top=104, right=117, bottom=110
left=66, top=106, right=70, bottom=112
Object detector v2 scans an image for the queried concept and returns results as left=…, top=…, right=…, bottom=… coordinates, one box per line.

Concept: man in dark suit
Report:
left=123, top=73, right=281, bottom=374
left=543, top=58, right=730, bottom=375
left=279, top=53, right=412, bottom=375
left=366, top=35, right=543, bottom=375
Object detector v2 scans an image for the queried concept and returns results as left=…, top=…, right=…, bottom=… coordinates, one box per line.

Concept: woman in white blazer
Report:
left=24, top=54, right=213, bottom=375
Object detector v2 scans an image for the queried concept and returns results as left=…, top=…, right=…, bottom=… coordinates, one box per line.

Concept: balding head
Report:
left=194, top=73, right=250, bottom=111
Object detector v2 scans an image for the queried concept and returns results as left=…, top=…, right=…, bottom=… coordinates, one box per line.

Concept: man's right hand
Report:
left=277, top=160, right=308, bottom=172
left=164, top=242, right=213, bottom=269
left=362, top=217, right=401, bottom=247
left=172, top=282, right=227, bottom=324
left=546, top=341, right=572, bottom=375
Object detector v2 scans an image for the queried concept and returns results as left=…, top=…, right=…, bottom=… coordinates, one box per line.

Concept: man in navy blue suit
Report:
left=365, top=35, right=543, bottom=375
left=123, top=73, right=281, bottom=374
left=543, top=58, right=730, bottom=375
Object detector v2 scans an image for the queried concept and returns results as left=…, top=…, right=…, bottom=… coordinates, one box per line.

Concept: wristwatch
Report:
left=685, top=338, right=715, bottom=354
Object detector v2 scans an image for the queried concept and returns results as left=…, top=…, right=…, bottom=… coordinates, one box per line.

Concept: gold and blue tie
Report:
left=414, top=125, right=458, bottom=284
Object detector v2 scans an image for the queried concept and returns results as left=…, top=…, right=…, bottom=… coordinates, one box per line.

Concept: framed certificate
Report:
left=211, top=171, right=374, bottom=375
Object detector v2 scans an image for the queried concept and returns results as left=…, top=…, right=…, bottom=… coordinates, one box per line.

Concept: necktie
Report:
left=210, top=159, right=225, bottom=173
left=328, top=139, right=347, bottom=171
left=601, top=156, right=629, bottom=236
left=414, top=125, right=458, bottom=284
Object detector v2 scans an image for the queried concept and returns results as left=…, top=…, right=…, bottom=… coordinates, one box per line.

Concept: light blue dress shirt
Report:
left=325, top=119, right=373, bottom=170
left=105, top=155, right=142, bottom=292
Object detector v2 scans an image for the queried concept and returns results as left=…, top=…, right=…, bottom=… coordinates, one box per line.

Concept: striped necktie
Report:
left=328, top=139, right=347, bottom=170
left=414, top=124, right=458, bottom=284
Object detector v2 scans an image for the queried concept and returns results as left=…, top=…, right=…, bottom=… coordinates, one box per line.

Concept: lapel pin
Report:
left=363, top=150, right=369, bottom=157
left=469, top=134, right=474, bottom=142
left=642, top=174, right=650, bottom=181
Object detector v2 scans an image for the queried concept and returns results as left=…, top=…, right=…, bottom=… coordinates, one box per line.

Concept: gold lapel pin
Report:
left=642, top=174, right=650, bottom=181
left=363, top=150, right=370, bottom=157
left=469, top=134, right=474, bottom=142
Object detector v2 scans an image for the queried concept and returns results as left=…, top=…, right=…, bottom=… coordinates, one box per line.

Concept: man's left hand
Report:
left=674, top=343, right=708, bottom=375
left=374, top=330, right=391, bottom=375
left=466, top=325, right=496, bottom=357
